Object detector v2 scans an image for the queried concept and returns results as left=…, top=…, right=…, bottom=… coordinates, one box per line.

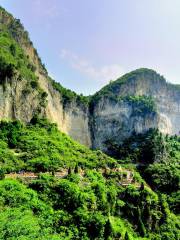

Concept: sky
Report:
left=0, top=0, right=180, bottom=95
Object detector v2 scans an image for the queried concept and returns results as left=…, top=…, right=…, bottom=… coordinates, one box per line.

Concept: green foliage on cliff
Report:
left=89, top=69, right=162, bottom=114
left=0, top=30, right=37, bottom=82
left=119, top=95, right=157, bottom=114
left=0, top=5, right=47, bottom=73
left=90, top=69, right=164, bottom=102
left=0, top=7, right=89, bottom=107
left=0, top=11, right=49, bottom=108
left=50, top=78, right=90, bottom=107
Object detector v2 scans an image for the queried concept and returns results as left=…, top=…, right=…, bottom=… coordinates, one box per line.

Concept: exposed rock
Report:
left=90, top=70, right=180, bottom=150
left=0, top=7, right=180, bottom=151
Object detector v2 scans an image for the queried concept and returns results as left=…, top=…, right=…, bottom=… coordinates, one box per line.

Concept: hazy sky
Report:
left=1, top=0, right=180, bottom=95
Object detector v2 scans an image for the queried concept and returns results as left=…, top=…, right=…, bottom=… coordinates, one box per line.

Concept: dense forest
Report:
left=0, top=118, right=179, bottom=239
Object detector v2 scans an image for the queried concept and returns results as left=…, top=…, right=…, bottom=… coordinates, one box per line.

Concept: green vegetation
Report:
left=0, top=118, right=115, bottom=173
left=105, top=129, right=166, bottom=164
left=89, top=69, right=163, bottom=115
left=0, top=7, right=171, bottom=113
left=0, top=30, right=37, bottom=82
left=51, top=79, right=156, bottom=113
left=50, top=78, right=90, bottom=107
left=0, top=6, right=90, bottom=108
left=0, top=12, right=49, bottom=109
left=90, top=68, right=165, bottom=108
left=105, top=129, right=180, bottom=216
left=119, top=95, right=157, bottom=114
left=0, top=6, right=179, bottom=240
left=0, top=119, right=179, bottom=239
left=0, top=5, right=47, bottom=72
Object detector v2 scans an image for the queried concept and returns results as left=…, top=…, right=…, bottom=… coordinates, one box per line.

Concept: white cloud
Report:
left=60, top=49, right=124, bottom=82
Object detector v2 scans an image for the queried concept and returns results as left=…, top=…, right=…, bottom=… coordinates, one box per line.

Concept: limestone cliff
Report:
left=90, top=69, right=180, bottom=150
left=0, top=7, right=180, bottom=152
left=0, top=6, right=91, bottom=146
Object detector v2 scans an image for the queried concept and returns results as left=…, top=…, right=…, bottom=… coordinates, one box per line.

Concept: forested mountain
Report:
left=0, top=6, right=179, bottom=240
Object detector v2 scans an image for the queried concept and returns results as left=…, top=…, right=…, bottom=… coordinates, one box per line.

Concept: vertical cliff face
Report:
left=38, top=74, right=91, bottom=146
left=0, top=6, right=91, bottom=146
left=90, top=69, right=180, bottom=150
left=90, top=98, right=158, bottom=150
left=0, top=7, right=180, bottom=151
left=0, top=77, right=45, bottom=121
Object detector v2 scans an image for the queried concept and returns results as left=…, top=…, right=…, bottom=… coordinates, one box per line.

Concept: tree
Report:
left=10, top=44, right=16, bottom=56
left=74, top=163, right=79, bottom=174
left=68, top=167, right=73, bottom=175
left=140, top=182, right=145, bottom=191
left=104, top=218, right=113, bottom=240
left=0, top=208, right=40, bottom=239
left=124, top=232, right=129, bottom=240
left=0, top=168, right=5, bottom=180
left=0, top=57, right=15, bottom=82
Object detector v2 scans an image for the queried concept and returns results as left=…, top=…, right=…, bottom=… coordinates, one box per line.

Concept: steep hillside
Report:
left=0, top=7, right=180, bottom=151
left=0, top=6, right=91, bottom=146
left=0, top=117, right=115, bottom=173
left=0, top=7, right=180, bottom=152
left=0, top=118, right=179, bottom=239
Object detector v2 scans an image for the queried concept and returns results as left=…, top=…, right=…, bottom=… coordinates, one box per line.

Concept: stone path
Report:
left=5, top=168, right=136, bottom=186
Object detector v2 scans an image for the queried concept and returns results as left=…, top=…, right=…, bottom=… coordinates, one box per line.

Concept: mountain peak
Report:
left=0, top=6, right=48, bottom=76
left=107, top=67, right=166, bottom=89
left=92, top=67, right=180, bottom=103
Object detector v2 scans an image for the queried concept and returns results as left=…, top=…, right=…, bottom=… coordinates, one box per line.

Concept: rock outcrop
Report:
left=90, top=69, right=180, bottom=150
left=0, top=6, right=91, bottom=146
left=0, top=7, right=180, bottom=151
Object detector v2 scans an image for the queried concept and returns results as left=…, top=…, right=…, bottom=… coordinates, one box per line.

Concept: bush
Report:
left=0, top=56, right=15, bottom=82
